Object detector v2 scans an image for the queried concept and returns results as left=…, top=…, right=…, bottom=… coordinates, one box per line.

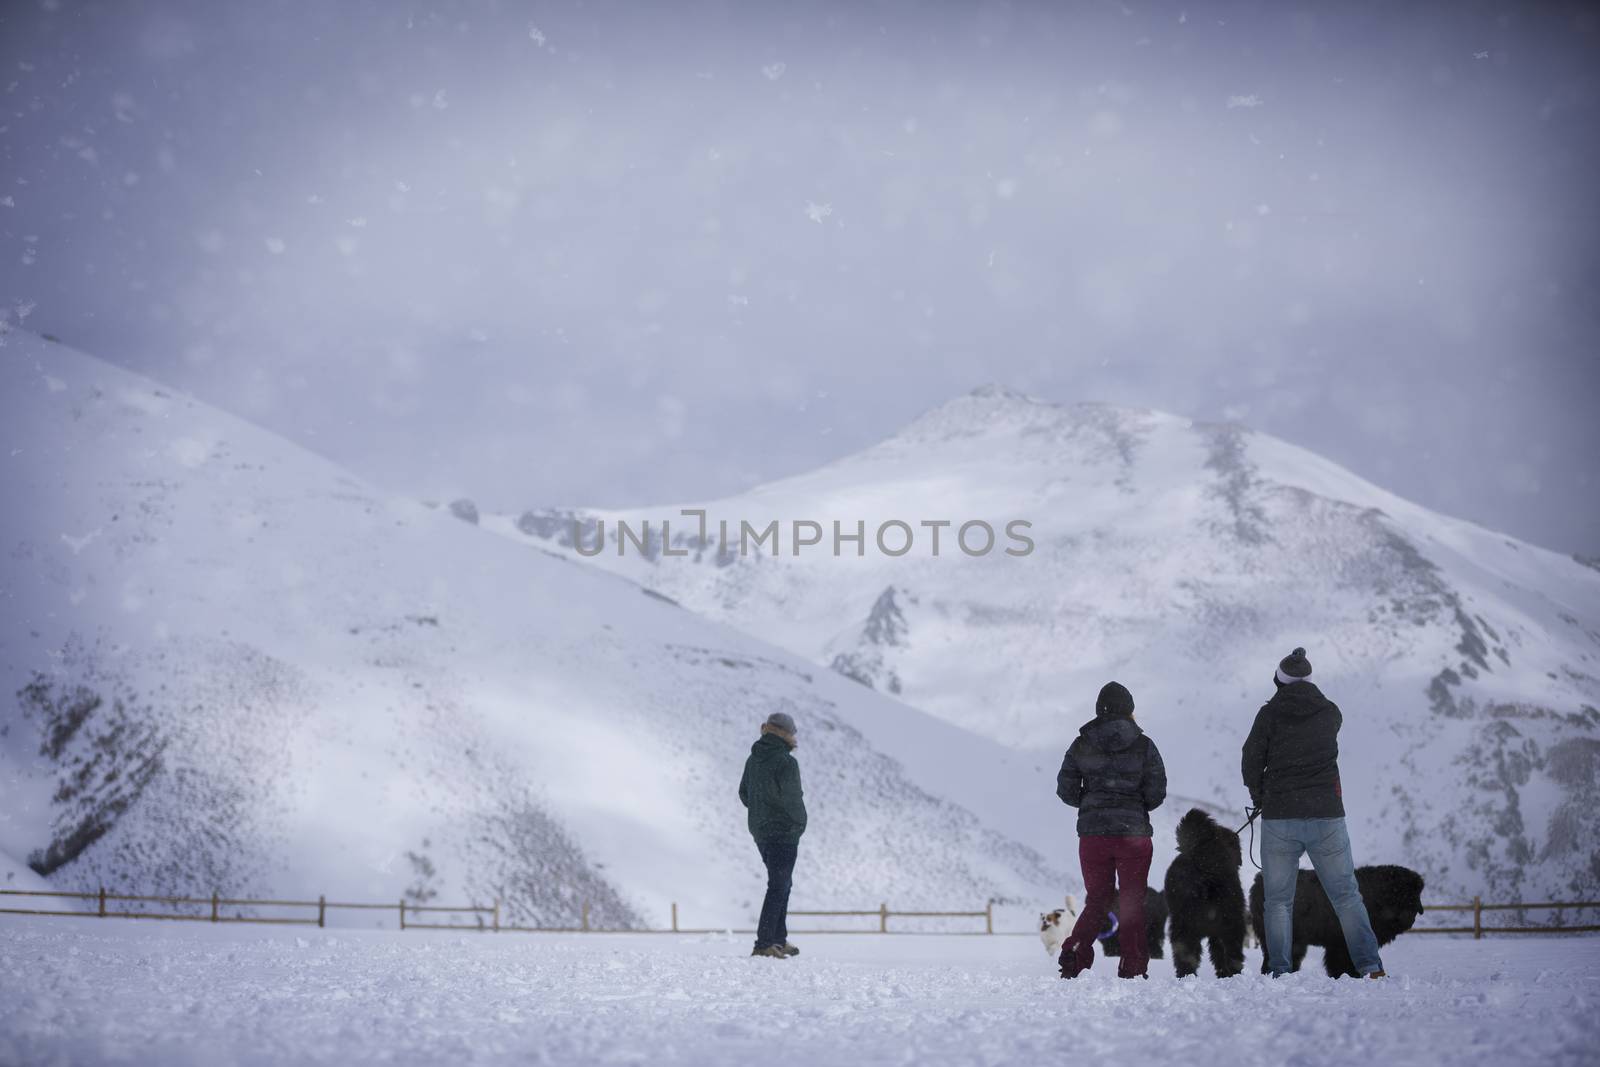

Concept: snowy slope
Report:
left=0, top=335, right=1073, bottom=926
left=506, top=387, right=1600, bottom=902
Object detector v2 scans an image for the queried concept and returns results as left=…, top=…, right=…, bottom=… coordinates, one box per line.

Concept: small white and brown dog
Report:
left=1038, top=895, right=1080, bottom=956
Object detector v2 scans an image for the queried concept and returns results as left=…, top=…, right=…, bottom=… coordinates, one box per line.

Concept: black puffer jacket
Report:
left=1056, top=686, right=1168, bottom=837
left=1240, top=680, right=1345, bottom=819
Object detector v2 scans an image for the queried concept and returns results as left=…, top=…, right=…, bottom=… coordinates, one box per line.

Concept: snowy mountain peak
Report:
left=884, top=384, right=1068, bottom=446
left=503, top=384, right=1600, bottom=903
left=966, top=383, right=1044, bottom=404
left=872, top=387, right=1200, bottom=485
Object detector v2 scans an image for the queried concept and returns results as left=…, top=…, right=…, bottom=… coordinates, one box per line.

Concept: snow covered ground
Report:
left=2, top=917, right=1596, bottom=1066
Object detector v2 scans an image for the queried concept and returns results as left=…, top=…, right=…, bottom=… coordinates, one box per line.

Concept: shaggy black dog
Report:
left=1096, top=886, right=1169, bottom=961
left=1249, top=865, right=1426, bottom=977
left=1162, top=808, right=1247, bottom=978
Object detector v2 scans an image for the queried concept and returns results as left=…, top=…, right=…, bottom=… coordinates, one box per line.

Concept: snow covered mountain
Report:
left=506, top=386, right=1600, bottom=903
left=0, top=335, right=1073, bottom=926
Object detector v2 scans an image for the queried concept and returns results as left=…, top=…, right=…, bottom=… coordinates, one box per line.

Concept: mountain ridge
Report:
left=0, top=333, right=1075, bottom=925
left=504, top=385, right=1600, bottom=902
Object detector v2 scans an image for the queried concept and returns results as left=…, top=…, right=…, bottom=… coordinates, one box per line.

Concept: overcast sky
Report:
left=2, top=0, right=1596, bottom=554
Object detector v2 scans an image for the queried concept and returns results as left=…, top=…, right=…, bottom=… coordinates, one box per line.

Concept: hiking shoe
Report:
left=1366, top=970, right=1387, bottom=979
left=750, top=944, right=789, bottom=959
left=780, top=943, right=801, bottom=957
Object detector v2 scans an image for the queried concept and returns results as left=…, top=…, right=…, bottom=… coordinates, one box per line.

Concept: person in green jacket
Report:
left=738, top=711, right=807, bottom=959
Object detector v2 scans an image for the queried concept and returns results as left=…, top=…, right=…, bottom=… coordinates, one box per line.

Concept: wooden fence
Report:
left=0, top=889, right=991, bottom=935
left=775, top=903, right=994, bottom=935
left=1, top=889, right=1594, bottom=937
left=0, top=888, right=495, bottom=930
left=1409, top=897, right=1600, bottom=938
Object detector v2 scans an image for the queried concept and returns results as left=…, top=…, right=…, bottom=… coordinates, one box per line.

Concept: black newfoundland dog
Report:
left=1096, top=886, right=1169, bottom=961
left=1162, top=808, right=1248, bottom=978
left=1248, top=865, right=1426, bottom=977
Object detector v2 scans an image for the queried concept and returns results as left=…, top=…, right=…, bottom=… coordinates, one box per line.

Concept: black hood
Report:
left=1269, top=680, right=1332, bottom=718
left=749, top=731, right=792, bottom=763
left=1078, top=714, right=1144, bottom=753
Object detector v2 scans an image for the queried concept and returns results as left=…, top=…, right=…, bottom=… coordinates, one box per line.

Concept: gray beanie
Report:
left=764, top=711, right=797, bottom=735
left=1276, top=647, right=1312, bottom=685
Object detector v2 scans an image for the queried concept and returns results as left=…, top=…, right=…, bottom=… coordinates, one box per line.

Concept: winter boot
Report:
left=1058, top=941, right=1093, bottom=979
left=751, top=944, right=789, bottom=959
left=780, top=943, right=801, bottom=957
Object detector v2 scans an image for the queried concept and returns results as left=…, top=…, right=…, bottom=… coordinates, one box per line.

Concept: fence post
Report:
left=493, top=899, right=500, bottom=933
left=399, top=900, right=406, bottom=931
left=671, top=902, right=678, bottom=933
left=318, top=895, right=326, bottom=929
left=211, top=891, right=219, bottom=923
left=1473, top=896, right=1482, bottom=940
left=582, top=901, right=591, bottom=932
left=879, top=902, right=889, bottom=934
left=985, top=901, right=994, bottom=935
left=98, top=886, right=106, bottom=918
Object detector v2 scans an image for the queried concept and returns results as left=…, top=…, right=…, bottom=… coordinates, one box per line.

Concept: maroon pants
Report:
left=1060, top=835, right=1154, bottom=979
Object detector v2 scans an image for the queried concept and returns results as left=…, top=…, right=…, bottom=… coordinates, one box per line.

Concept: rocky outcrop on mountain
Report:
left=830, top=586, right=911, bottom=694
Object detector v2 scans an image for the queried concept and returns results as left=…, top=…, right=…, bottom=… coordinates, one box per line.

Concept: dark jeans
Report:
left=755, top=840, right=798, bottom=949
left=1061, top=835, right=1154, bottom=979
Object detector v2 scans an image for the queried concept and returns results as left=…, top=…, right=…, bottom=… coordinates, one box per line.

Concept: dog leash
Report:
left=1234, top=806, right=1263, bottom=871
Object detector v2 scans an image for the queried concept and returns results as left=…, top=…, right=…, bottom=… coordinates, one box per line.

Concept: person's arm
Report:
left=738, top=764, right=750, bottom=809
left=1240, top=708, right=1270, bottom=807
left=1056, top=743, right=1083, bottom=807
left=779, top=756, right=807, bottom=832
left=1142, top=739, right=1168, bottom=812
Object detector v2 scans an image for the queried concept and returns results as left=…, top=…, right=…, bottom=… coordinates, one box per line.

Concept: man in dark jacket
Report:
left=1055, top=681, right=1167, bottom=979
left=1242, top=647, right=1385, bottom=978
left=738, top=711, right=807, bottom=959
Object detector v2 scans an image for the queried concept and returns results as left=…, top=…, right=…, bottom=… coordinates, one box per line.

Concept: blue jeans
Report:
left=755, top=840, right=798, bottom=949
left=1262, top=818, right=1384, bottom=976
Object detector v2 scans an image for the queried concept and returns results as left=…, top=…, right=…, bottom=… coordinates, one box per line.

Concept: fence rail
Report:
left=1409, top=897, right=1600, bottom=938
left=2, top=889, right=1595, bottom=938
left=784, top=902, right=994, bottom=934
